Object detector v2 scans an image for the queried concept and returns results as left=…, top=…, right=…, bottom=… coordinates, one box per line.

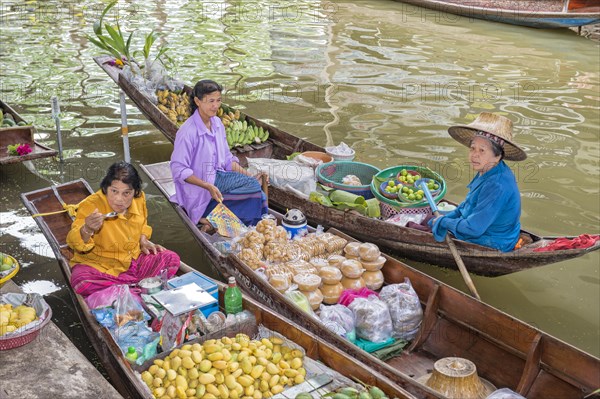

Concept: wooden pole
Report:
left=419, top=182, right=481, bottom=300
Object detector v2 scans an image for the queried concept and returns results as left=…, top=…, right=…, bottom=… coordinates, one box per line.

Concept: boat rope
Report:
left=31, top=202, right=80, bottom=218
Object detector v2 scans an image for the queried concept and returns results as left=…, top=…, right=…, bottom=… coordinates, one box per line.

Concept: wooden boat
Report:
left=392, top=0, right=600, bottom=29
left=94, top=56, right=600, bottom=276
left=0, top=100, right=57, bottom=165
left=20, top=179, right=419, bottom=399
left=141, top=161, right=600, bottom=399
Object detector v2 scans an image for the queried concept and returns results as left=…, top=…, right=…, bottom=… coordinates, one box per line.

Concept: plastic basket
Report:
left=380, top=201, right=431, bottom=219
left=371, top=165, right=446, bottom=210
left=0, top=255, right=20, bottom=287
left=316, top=161, right=380, bottom=199
left=0, top=293, right=52, bottom=350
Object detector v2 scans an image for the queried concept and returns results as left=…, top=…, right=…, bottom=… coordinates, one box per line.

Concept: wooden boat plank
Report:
left=94, top=57, right=600, bottom=275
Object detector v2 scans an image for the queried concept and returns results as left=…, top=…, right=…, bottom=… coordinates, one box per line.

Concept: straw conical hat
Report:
left=448, top=113, right=527, bottom=161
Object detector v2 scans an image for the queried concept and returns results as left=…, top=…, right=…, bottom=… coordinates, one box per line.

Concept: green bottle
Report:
left=224, top=277, right=243, bottom=315
left=125, top=346, right=138, bottom=363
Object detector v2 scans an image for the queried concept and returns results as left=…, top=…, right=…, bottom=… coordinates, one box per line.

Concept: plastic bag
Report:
left=85, top=285, right=121, bottom=309
left=348, top=295, right=393, bottom=343
left=247, top=158, right=316, bottom=194
left=159, top=310, right=194, bottom=351
left=319, top=304, right=355, bottom=336
left=285, top=290, right=318, bottom=319
left=485, top=388, right=527, bottom=399
left=114, top=320, right=159, bottom=361
left=385, top=213, right=426, bottom=227
left=114, top=284, right=147, bottom=327
left=379, top=278, right=423, bottom=341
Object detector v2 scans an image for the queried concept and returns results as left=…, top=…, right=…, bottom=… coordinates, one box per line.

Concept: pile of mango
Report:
left=219, top=106, right=270, bottom=149
left=0, top=303, right=38, bottom=336
left=0, top=110, right=29, bottom=128
left=156, top=90, right=191, bottom=127
left=141, top=333, right=306, bottom=399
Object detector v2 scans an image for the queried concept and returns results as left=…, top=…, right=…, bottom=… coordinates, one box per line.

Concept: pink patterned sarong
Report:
left=70, top=250, right=180, bottom=298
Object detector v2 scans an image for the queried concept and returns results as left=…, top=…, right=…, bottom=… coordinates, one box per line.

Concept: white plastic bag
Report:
left=247, top=158, right=316, bottom=194
left=485, top=388, right=527, bottom=399
left=348, top=295, right=393, bottom=343
left=379, top=278, right=423, bottom=341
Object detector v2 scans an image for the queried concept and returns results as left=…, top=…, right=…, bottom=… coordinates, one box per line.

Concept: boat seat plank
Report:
left=517, top=333, right=542, bottom=396
left=408, top=283, right=440, bottom=352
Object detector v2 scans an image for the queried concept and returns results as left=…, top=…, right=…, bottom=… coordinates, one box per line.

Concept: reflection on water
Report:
left=0, top=0, right=598, bottom=358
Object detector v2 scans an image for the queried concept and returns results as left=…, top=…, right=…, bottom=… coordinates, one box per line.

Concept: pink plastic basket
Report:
left=380, top=202, right=430, bottom=220
left=0, top=302, right=52, bottom=351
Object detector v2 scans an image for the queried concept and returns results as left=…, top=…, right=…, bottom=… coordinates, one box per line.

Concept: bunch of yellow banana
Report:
left=156, top=90, right=191, bottom=126
left=218, top=106, right=241, bottom=128
left=0, top=303, right=38, bottom=336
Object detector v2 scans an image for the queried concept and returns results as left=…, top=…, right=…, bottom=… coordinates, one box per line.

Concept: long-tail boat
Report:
left=392, top=0, right=600, bottom=29
left=21, top=179, right=420, bottom=399
left=94, top=56, right=600, bottom=276
left=139, top=161, right=600, bottom=399
left=0, top=100, right=57, bottom=165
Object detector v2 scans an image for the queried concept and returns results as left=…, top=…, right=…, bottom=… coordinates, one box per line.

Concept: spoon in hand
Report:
left=103, top=211, right=118, bottom=218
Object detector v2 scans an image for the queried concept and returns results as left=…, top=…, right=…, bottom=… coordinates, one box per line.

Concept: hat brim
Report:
left=448, top=126, right=527, bottom=161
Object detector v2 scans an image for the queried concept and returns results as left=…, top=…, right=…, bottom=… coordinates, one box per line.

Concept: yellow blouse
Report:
left=66, top=190, right=153, bottom=276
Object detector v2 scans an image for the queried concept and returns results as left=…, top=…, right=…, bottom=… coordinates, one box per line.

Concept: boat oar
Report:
left=418, top=182, right=481, bottom=300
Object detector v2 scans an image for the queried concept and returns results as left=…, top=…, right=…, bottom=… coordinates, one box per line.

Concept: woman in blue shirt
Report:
left=430, top=112, right=527, bottom=252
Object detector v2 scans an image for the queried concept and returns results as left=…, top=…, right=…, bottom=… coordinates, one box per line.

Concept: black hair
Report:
left=190, top=80, right=223, bottom=113
left=100, top=161, right=143, bottom=198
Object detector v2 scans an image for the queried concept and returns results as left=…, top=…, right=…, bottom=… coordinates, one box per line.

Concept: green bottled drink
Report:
left=224, top=277, right=243, bottom=315
left=125, top=346, right=138, bottom=363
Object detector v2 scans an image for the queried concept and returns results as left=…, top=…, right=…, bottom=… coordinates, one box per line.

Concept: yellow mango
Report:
left=212, top=360, right=228, bottom=370
left=270, top=385, right=284, bottom=395
left=198, top=373, right=216, bottom=385
left=204, top=344, right=221, bottom=354
left=218, top=384, right=230, bottom=398
left=237, top=375, right=254, bottom=388
left=207, top=352, right=224, bottom=362
left=141, top=371, right=153, bottom=386
left=175, top=386, right=186, bottom=399
left=170, top=356, right=182, bottom=371
left=270, top=337, right=283, bottom=345
left=188, top=368, right=199, bottom=380
left=153, top=387, right=166, bottom=397
left=294, top=374, right=305, bottom=384
left=206, top=383, right=220, bottom=397
left=179, top=349, right=192, bottom=358
left=182, top=356, right=195, bottom=369
left=270, top=353, right=282, bottom=364
left=156, top=368, right=166, bottom=379
left=240, top=358, right=253, bottom=374
left=199, top=359, right=212, bottom=373
left=181, top=344, right=192, bottom=351
left=244, top=385, right=255, bottom=396
left=192, top=350, right=202, bottom=364
left=250, top=365, right=264, bottom=379
left=167, top=369, right=177, bottom=381
left=214, top=372, right=225, bottom=385
left=268, top=375, right=279, bottom=388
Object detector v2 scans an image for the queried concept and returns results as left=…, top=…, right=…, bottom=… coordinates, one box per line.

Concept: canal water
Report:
left=1, top=0, right=598, bottom=375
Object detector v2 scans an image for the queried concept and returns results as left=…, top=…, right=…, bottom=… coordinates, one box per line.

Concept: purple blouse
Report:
left=170, top=111, right=239, bottom=224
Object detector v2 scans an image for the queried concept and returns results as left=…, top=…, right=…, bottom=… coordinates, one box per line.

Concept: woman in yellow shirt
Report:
left=67, top=162, right=180, bottom=299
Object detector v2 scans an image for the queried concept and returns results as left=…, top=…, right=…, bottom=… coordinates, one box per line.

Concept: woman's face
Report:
left=469, top=136, right=501, bottom=174
left=106, top=180, right=135, bottom=214
left=195, top=91, right=222, bottom=120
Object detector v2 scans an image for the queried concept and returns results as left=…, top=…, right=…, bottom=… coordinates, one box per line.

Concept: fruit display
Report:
left=0, top=253, right=16, bottom=272
left=156, top=89, right=191, bottom=127
left=0, top=109, right=29, bottom=128
left=396, top=169, right=421, bottom=185
left=219, top=106, right=270, bottom=149
left=0, top=303, right=38, bottom=336
left=380, top=179, right=425, bottom=202
left=140, top=334, right=306, bottom=399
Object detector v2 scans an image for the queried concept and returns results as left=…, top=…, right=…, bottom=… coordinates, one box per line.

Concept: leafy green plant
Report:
left=87, top=1, right=134, bottom=65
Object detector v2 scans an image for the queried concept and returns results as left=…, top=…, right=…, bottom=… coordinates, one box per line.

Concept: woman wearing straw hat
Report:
left=429, top=112, right=527, bottom=252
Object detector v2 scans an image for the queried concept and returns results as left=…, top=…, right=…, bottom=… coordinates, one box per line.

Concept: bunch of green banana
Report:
left=156, top=89, right=191, bottom=127
left=225, top=119, right=270, bottom=149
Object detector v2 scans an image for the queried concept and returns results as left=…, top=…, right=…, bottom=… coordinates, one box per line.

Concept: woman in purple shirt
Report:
left=170, top=80, right=268, bottom=231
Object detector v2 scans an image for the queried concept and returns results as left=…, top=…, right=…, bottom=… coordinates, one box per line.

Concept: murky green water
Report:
left=1, top=0, right=598, bottom=373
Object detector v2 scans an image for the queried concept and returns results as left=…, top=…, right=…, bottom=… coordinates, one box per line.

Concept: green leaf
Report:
left=105, top=24, right=125, bottom=53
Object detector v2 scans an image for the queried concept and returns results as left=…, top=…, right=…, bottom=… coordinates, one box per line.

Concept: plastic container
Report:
left=437, top=202, right=457, bottom=215
left=301, top=151, right=333, bottom=164
left=282, top=209, right=307, bottom=239
left=168, top=271, right=219, bottom=317
left=224, top=277, right=243, bottom=315
left=125, top=346, right=138, bottom=363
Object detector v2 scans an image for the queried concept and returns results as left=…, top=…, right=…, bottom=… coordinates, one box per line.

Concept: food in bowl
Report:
left=300, top=151, right=333, bottom=164
left=415, top=178, right=441, bottom=196
left=396, top=169, right=421, bottom=185
left=379, top=180, right=399, bottom=199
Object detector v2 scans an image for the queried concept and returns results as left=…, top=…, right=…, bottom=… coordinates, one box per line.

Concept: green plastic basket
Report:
left=371, top=165, right=446, bottom=209
left=317, top=161, right=380, bottom=199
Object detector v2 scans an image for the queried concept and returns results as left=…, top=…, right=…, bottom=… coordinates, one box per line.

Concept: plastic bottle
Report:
left=125, top=346, right=138, bottom=363
left=224, top=277, right=243, bottom=315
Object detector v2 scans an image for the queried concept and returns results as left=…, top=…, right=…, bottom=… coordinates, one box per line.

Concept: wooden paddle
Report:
left=419, top=182, right=481, bottom=300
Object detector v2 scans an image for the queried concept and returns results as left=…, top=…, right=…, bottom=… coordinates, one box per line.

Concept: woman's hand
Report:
left=205, top=183, right=224, bottom=203
left=83, top=209, right=104, bottom=235
left=140, top=235, right=165, bottom=255
left=254, top=171, right=269, bottom=185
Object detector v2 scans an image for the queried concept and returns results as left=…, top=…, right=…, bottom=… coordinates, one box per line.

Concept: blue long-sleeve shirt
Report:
left=430, top=161, right=521, bottom=252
